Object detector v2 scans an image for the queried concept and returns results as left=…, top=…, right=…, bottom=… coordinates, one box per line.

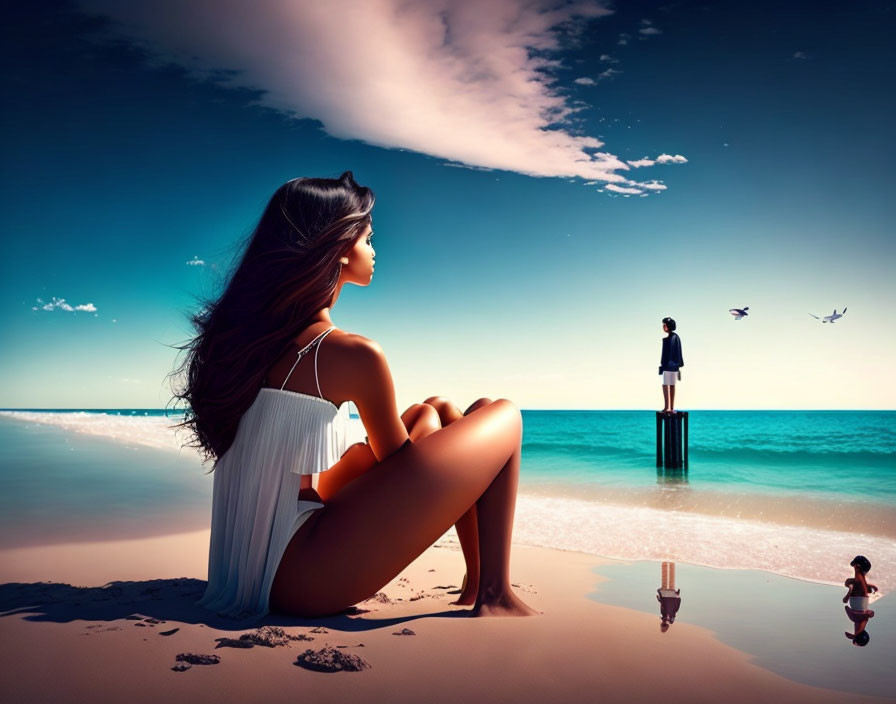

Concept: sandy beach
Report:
left=2, top=529, right=892, bottom=704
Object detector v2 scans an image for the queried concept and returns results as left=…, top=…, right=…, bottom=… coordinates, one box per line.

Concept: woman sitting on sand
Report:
left=173, top=172, right=537, bottom=620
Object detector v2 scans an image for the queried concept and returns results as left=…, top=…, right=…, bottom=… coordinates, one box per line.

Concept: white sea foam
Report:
left=0, top=410, right=368, bottom=458
left=1, top=411, right=189, bottom=453
left=3, top=411, right=894, bottom=595
left=509, top=493, right=895, bottom=599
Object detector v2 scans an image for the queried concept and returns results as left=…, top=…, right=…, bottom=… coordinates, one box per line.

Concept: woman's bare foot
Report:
left=450, top=572, right=479, bottom=606
left=470, top=588, right=540, bottom=617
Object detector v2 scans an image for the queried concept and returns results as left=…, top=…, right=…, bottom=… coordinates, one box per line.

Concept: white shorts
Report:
left=662, top=371, right=679, bottom=385
left=849, top=596, right=869, bottom=611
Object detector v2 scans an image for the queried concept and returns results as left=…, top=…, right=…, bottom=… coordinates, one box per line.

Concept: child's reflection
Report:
left=657, top=561, right=682, bottom=632
left=843, top=555, right=878, bottom=647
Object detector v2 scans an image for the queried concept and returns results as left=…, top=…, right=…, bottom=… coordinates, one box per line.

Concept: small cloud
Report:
left=617, top=32, right=631, bottom=46
left=655, top=153, right=688, bottom=164
left=574, top=77, right=596, bottom=86
left=626, top=157, right=654, bottom=168
left=599, top=54, right=618, bottom=64
left=606, top=184, right=643, bottom=195
left=793, top=51, right=808, bottom=60
left=34, top=297, right=97, bottom=314
left=186, top=256, right=206, bottom=266
left=641, top=19, right=653, bottom=25
left=583, top=180, right=598, bottom=185
left=598, top=68, right=621, bottom=81
left=636, top=180, right=667, bottom=191
left=639, top=26, right=662, bottom=36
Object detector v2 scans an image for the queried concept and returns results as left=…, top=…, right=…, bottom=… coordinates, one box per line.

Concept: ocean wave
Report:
left=0, top=410, right=367, bottom=458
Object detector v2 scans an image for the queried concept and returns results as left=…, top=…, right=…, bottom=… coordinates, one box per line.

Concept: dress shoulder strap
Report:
left=314, top=327, right=336, bottom=398
left=279, top=327, right=335, bottom=391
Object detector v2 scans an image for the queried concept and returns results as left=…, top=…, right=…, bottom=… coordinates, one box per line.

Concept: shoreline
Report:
left=2, top=531, right=893, bottom=703
left=2, top=413, right=894, bottom=594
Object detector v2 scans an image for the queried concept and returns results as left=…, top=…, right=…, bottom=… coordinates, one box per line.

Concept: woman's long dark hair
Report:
left=167, top=171, right=374, bottom=466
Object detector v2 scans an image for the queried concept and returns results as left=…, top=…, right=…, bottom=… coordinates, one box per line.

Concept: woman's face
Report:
left=662, top=323, right=668, bottom=333
left=340, top=224, right=375, bottom=286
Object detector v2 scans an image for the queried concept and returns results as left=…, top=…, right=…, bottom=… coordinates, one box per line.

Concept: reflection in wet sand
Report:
left=657, top=562, right=681, bottom=632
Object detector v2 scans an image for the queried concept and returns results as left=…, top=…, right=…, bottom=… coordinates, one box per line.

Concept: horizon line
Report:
left=2, top=407, right=895, bottom=413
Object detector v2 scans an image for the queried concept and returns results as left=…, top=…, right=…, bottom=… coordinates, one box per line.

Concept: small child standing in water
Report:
left=843, top=554, right=878, bottom=608
left=843, top=555, right=878, bottom=646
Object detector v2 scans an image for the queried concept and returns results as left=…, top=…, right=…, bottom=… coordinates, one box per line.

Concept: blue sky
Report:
left=1, top=0, right=894, bottom=409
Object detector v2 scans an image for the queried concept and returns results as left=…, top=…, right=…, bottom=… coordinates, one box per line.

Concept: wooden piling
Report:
left=656, top=413, right=663, bottom=467
left=655, top=411, right=689, bottom=469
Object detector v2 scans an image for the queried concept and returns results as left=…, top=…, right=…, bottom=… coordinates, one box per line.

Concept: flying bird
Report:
left=809, top=308, right=847, bottom=323
left=729, top=307, right=749, bottom=320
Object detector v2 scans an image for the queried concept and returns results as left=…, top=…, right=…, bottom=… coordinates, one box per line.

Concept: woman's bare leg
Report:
left=270, top=399, right=537, bottom=618
left=423, top=396, right=493, bottom=605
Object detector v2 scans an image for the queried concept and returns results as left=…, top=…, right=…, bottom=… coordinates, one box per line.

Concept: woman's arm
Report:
left=338, top=337, right=409, bottom=461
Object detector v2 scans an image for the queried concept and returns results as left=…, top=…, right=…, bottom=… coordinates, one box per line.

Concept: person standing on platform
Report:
left=659, top=317, right=684, bottom=413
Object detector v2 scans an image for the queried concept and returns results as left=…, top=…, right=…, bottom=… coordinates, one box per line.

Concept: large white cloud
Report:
left=77, top=0, right=666, bottom=184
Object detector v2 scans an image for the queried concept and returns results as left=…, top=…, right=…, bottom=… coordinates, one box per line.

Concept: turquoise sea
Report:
left=522, top=410, right=896, bottom=502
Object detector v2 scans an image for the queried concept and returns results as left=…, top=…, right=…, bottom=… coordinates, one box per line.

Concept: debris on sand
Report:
left=295, top=646, right=370, bottom=673
left=362, top=592, right=392, bottom=605
left=241, top=626, right=308, bottom=647
left=216, top=626, right=313, bottom=649
left=309, top=626, right=329, bottom=634
left=392, top=628, right=416, bottom=636
left=175, top=653, right=221, bottom=665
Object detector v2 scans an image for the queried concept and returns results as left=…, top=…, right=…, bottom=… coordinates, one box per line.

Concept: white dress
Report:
left=196, top=328, right=359, bottom=620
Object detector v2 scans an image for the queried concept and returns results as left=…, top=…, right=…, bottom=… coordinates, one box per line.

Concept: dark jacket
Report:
left=657, top=590, right=682, bottom=623
left=659, top=333, right=684, bottom=374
